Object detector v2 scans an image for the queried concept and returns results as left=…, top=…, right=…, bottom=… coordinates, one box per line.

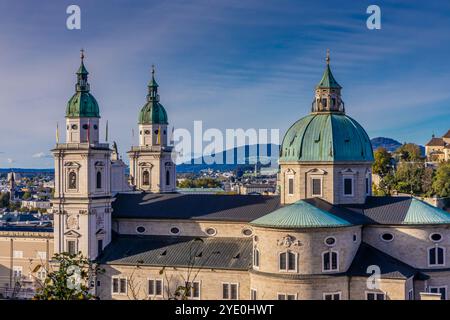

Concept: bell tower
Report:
left=128, top=66, right=176, bottom=193
left=51, top=50, right=112, bottom=260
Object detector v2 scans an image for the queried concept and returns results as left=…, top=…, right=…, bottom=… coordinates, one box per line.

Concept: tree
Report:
left=0, top=192, right=10, bottom=208
left=395, top=143, right=423, bottom=162
left=373, top=147, right=392, bottom=177
left=394, top=162, right=425, bottom=195
left=33, top=252, right=103, bottom=300
left=432, top=161, right=450, bottom=198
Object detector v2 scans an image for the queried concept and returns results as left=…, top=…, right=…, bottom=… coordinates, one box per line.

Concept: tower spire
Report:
left=147, top=64, right=159, bottom=102
left=312, top=50, right=345, bottom=113
left=76, top=49, right=90, bottom=92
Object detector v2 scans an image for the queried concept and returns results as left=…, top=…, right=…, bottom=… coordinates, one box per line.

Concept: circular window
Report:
left=242, top=228, right=253, bottom=236
left=154, top=130, right=159, bottom=134
left=144, top=130, right=150, bottom=134
left=205, top=227, right=217, bottom=236
left=324, top=237, right=336, bottom=246
left=170, top=227, right=180, bottom=235
left=430, top=233, right=442, bottom=242
left=93, top=125, right=98, bottom=130
left=136, top=226, right=146, bottom=233
left=82, top=124, right=89, bottom=130
left=381, top=233, right=394, bottom=242
left=71, top=124, right=78, bottom=130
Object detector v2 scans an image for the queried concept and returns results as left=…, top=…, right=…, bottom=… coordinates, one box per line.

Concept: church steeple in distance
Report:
left=312, top=49, right=345, bottom=113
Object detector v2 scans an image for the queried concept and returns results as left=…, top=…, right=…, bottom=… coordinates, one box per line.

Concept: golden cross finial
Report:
left=326, top=49, right=330, bottom=65
left=80, top=48, right=85, bottom=61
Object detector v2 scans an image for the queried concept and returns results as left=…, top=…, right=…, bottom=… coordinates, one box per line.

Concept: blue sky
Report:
left=0, top=0, right=449, bottom=168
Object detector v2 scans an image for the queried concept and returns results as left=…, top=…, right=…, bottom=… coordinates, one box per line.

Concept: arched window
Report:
left=253, top=247, right=260, bottom=268
left=142, top=170, right=150, bottom=186
left=279, top=251, right=297, bottom=272
left=429, top=247, right=445, bottom=266
left=68, top=172, right=77, bottom=189
left=166, top=170, right=170, bottom=186
left=323, top=251, right=339, bottom=272
left=96, top=171, right=102, bottom=189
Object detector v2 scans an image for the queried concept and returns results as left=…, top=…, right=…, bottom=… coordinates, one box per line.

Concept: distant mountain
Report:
left=370, top=137, right=402, bottom=153
left=177, top=144, right=279, bottom=173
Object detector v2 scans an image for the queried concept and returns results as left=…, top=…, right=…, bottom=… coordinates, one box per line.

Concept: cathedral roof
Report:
left=112, top=193, right=281, bottom=222
left=341, top=196, right=450, bottom=225
left=99, top=235, right=252, bottom=270
left=279, top=113, right=374, bottom=162
left=347, top=243, right=426, bottom=280
left=250, top=200, right=353, bottom=229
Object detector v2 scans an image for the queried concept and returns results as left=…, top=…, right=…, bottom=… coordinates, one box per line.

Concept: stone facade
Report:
left=279, top=162, right=372, bottom=205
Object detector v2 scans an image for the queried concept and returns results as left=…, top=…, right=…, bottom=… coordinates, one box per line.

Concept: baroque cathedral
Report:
left=1, top=51, right=450, bottom=300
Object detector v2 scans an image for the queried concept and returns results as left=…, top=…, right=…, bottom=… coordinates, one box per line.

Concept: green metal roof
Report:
left=403, top=198, right=450, bottom=225
left=66, top=92, right=100, bottom=118
left=66, top=53, right=100, bottom=118
left=250, top=200, right=352, bottom=228
left=317, top=64, right=341, bottom=88
left=138, top=101, right=168, bottom=125
left=138, top=69, right=168, bottom=125
left=280, top=113, right=374, bottom=162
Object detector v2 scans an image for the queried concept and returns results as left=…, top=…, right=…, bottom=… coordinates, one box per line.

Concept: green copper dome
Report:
left=251, top=200, right=352, bottom=228
left=280, top=113, right=374, bottom=162
left=65, top=51, right=100, bottom=118
left=138, top=68, right=168, bottom=125
left=66, top=92, right=100, bottom=118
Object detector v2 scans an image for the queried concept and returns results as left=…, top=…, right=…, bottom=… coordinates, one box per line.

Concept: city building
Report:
left=425, top=130, right=450, bottom=163
left=1, top=52, right=450, bottom=300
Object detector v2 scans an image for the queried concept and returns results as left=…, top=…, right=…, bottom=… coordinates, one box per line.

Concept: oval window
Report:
left=154, top=130, right=159, bottom=134
left=170, top=227, right=180, bottom=235
left=144, top=130, right=150, bottom=134
left=205, top=228, right=216, bottom=236
left=82, top=124, right=89, bottom=130
left=71, top=124, right=78, bottom=130
left=242, top=228, right=253, bottom=236
left=381, top=233, right=394, bottom=242
left=325, top=237, right=336, bottom=246
left=93, top=124, right=98, bottom=130
left=430, top=233, right=442, bottom=242
left=136, top=226, right=146, bottom=233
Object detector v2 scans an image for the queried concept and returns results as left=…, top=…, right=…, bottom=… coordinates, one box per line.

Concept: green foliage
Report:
left=395, top=162, right=428, bottom=195
left=22, top=191, right=32, bottom=200
left=372, top=147, right=392, bottom=177
left=177, top=178, right=221, bottom=189
left=432, top=161, right=450, bottom=198
left=395, top=143, right=423, bottom=162
left=33, top=252, right=103, bottom=300
left=0, top=192, right=10, bottom=208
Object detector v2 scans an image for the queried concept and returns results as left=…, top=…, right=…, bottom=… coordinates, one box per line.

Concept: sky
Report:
left=0, top=0, right=449, bottom=168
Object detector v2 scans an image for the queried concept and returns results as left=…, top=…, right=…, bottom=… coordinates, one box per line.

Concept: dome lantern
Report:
left=312, top=49, right=345, bottom=113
